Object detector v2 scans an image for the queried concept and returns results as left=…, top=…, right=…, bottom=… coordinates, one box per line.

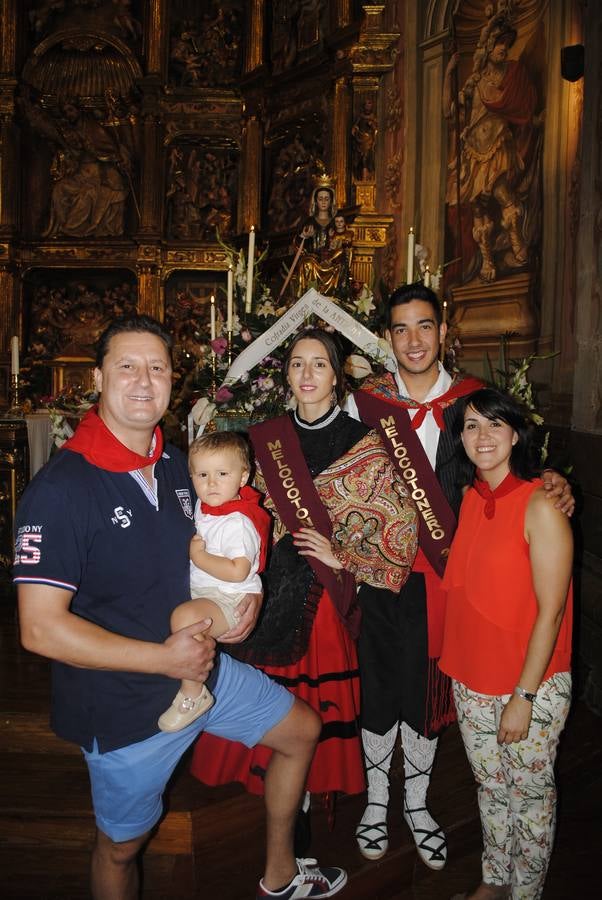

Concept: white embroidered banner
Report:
left=222, top=288, right=396, bottom=386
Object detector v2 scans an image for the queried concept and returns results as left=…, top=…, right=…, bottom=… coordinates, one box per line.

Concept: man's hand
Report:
left=541, top=470, right=575, bottom=517
left=162, top=620, right=216, bottom=681
left=219, top=592, right=262, bottom=644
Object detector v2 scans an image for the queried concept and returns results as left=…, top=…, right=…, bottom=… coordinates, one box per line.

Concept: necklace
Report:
left=294, top=405, right=341, bottom=430
left=293, top=406, right=342, bottom=477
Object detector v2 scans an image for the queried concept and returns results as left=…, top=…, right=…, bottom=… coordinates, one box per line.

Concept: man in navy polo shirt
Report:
left=14, top=315, right=347, bottom=900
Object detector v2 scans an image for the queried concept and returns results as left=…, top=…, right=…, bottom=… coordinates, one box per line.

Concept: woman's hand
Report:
left=497, top=695, right=532, bottom=744
left=293, top=527, right=343, bottom=570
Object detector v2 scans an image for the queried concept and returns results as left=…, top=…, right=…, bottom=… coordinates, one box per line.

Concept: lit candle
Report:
left=210, top=294, right=216, bottom=342
left=424, top=265, right=431, bottom=288
left=245, top=225, right=255, bottom=314
left=442, top=300, right=448, bottom=325
left=227, top=264, right=233, bottom=332
left=10, top=335, right=19, bottom=376
left=407, top=227, right=415, bottom=283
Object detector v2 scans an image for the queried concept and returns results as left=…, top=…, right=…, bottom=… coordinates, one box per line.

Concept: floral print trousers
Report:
left=453, top=672, right=571, bottom=899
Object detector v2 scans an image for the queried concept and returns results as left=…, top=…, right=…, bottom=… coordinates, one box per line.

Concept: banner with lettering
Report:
left=221, top=288, right=397, bottom=388
left=354, top=391, right=457, bottom=577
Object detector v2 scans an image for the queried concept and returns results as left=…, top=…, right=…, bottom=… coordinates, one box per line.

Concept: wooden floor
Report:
left=1, top=576, right=600, bottom=899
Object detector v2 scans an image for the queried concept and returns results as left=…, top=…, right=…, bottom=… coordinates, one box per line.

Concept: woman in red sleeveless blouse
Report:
left=439, top=388, right=573, bottom=900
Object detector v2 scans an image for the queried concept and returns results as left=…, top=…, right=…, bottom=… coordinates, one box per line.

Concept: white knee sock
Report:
left=401, top=721, right=447, bottom=868
left=355, top=724, right=398, bottom=858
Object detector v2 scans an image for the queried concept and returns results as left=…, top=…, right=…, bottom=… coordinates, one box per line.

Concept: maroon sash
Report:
left=249, top=415, right=360, bottom=638
left=354, top=391, right=457, bottom=577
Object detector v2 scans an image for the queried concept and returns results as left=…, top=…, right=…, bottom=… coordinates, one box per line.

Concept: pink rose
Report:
left=214, top=386, right=234, bottom=403
left=211, top=337, right=228, bottom=357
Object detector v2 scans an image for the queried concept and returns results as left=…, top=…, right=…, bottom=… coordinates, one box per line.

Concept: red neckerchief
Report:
left=473, top=471, right=524, bottom=519
left=361, top=372, right=482, bottom=431
left=63, top=406, right=164, bottom=472
left=409, top=377, right=483, bottom=430
left=200, top=485, right=272, bottom=573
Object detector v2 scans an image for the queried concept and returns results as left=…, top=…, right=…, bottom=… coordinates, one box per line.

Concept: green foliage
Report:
left=486, top=332, right=558, bottom=463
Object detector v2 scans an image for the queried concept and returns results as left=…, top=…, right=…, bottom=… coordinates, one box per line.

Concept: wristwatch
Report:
left=514, top=685, right=536, bottom=702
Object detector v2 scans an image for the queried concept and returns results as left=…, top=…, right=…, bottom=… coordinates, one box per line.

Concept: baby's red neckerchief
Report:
left=200, top=485, right=272, bottom=572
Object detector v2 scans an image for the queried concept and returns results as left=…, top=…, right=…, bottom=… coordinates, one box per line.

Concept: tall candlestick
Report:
left=10, top=335, right=19, bottom=376
left=210, top=294, right=216, bottom=342
left=407, top=227, right=415, bottom=284
left=227, top=264, right=233, bottom=332
left=442, top=300, right=448, bottom=325
left=245, top=226, right=255, bottom=314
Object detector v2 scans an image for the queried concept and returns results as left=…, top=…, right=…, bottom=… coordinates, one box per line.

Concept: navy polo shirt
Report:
left=13, top=444, right=215, bottom=752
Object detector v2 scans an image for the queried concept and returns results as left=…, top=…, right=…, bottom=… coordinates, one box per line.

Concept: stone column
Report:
left=137, top=0, right=165, bottom=239
left=137, top=263, right=162, bottom=322
left=136, top=106, right=163, bottom=238
left=418, top=34, right=447, bottom=273
left=238, top=113, right=262, bottom=233
left=245, top=0, right=265, bottom=74
left=331, top=76, right=351, bottom=211
left=145, top=0, right=167, bottom=76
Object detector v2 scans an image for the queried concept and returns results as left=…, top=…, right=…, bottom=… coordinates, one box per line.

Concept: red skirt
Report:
left=190, top=589, right=365, bottom=796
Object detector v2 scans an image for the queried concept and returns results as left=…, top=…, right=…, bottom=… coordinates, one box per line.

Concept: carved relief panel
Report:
left=167, top=1, right=244, bottom=88
left=19, top=1, right=144, bottom=240
left=20, top=268, right=138, bottom=401
left=165, top=141, right=238, bottom=241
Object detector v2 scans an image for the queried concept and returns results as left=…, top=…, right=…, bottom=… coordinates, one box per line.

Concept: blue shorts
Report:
left=82, top=653, right=294, bottom=842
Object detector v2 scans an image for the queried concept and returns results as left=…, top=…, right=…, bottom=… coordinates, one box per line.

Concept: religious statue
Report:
left=22, top=91, right=137, bottom=238
left=351, top=97, right=378, bottom=182
left=294, top=179, right=354, bottom=298
left=443, top=4, right=540, bottom=283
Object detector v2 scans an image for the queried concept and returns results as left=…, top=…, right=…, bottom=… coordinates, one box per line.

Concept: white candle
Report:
left=10, top=335, right=19, bottom=376
left=424, top=265, right=431, bottom=288
left=245, top=225, right=255, bottom=314
left=227, top=264, right=233, bottom=332
left=442, top=300, right=448, bottom=325
left=407, top=227, right=415, bottom=283
left=210, top=294, right=216, bottom=342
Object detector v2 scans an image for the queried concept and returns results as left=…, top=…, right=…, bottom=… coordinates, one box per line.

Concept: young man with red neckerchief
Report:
left=346, top=283, right=574, bottom=871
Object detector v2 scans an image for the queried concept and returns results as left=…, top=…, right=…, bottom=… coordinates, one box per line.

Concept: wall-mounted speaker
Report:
left=561, top=44, right=584, bottom=82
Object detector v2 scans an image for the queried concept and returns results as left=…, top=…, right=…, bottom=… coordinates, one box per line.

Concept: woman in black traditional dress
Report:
left=191, top=329, right=417, bottom=810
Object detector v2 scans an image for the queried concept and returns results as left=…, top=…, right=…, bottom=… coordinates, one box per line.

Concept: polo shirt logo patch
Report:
left=111, top=507, right=132, bottom=528
left=176, top=489, right=193, bottom=519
